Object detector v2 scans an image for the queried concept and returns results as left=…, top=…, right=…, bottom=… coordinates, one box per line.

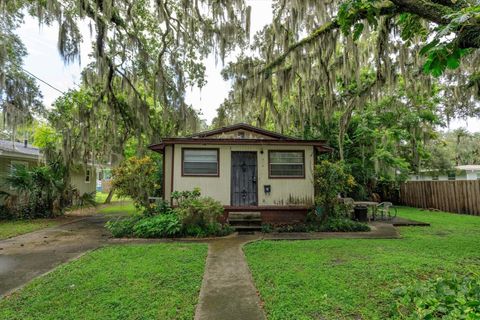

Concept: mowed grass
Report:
left=95, top=191, right=130, bottom=204
left=0, top=219, right=60, bottom=240
left=244, top=207, right=480, bottom=320
left=0, top=243, right=208, bottom=320
left=97, top=201, right=139, bottom=216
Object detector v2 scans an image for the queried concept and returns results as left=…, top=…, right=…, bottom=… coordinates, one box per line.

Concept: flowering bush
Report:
left=111, top=156, right=161, bottom=210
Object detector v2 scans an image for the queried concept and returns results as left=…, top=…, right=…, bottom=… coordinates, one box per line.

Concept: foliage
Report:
left=1, top=164, right=65, bottom=219
left=132, top=214, right=181, bottom=238
left=317, top=217, right=370, bottom=232
left=106, top=190, right=231, bottom=238
left=111, top=156, right=161, bottom=210
left=105, top=216, right=142, bottom=238
left=0, top=244, right=208, bottom=320
left=245, top=207, right=480, bottom=319
left=392, top=274, right=480, bottom=319
left=314, top=161, right=355, bottom=218
left=173, top=195, right=224, bottom=228
left=261, top=218, right=369, bottom=233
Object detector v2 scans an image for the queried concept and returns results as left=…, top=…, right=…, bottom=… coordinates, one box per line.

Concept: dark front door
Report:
left=231, top=152, right=258, bottom=206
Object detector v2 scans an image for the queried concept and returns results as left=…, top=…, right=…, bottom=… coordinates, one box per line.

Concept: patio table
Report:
left=353, top=201, right=379, bottom=220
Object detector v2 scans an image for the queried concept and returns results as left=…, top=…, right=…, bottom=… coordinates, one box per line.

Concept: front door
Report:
left=231, top=152, right=258, bottom=206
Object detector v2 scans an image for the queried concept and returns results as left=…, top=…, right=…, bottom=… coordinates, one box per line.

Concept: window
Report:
left=182, top=149, right=219, bottom=176
left=85, top=169, right=91, bottom=183
left=269, top=151, right=305, bottom=178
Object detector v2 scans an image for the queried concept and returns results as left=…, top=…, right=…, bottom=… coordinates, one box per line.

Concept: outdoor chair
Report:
left=375, top=202, right=397, bottom=221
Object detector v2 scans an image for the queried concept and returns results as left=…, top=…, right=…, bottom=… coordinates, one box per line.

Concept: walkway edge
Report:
left=0, top=246, right=102, bottom=300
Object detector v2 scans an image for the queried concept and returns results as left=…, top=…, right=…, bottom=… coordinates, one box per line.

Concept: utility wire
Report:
left=10, top=61, right=66, bottom=94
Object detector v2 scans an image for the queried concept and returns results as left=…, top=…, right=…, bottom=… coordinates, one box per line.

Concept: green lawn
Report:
left=97, top=202, right=138, bottom=216
left=95, top=191, right=130, bottom=204
left=245, top=207, right=480, bottom=320
left=0, top=219, right=60, bottom=240
left=0, top=243, right=208, bottom=320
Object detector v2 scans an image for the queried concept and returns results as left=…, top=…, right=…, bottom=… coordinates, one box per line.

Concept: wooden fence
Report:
left=400, top=180, right=480, bottom=216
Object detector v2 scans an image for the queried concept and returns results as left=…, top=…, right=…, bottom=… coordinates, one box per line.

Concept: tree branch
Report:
left=258, top=3, right=398, bottom=76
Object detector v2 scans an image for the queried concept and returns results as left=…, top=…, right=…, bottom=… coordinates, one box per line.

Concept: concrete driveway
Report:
left=0, top=215, right=111, bottom=297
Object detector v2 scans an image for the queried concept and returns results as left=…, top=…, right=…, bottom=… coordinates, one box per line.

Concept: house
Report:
left=149, top=123, right=331, bottom=224
left=0, top=139, right=96, bottom=196
left=408, top=165, right=480, bottom=181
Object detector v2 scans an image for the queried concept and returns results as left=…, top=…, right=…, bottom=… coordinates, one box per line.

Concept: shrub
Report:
left=392, top=274, right=480, bottom=319
left=142, top=199, right=173, bottom=216
left=2, top=164, right=66, bottom=219
left=132, top=214, right=181, bottom=238
left=106, top=189, right=232, bottom=238
left=105, top=217, right=141, bottom=237
left=182, top=222, right=234, bottom=238
left=111, top=156, right=161, bottom=210
left=173, top=192, right=224, bottom=228
left=314, top=161, right=355, bottom=220
left=317, top=218, right=370, bottom=232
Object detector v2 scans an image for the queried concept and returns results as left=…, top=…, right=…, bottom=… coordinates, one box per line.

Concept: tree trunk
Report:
left=104, top=187, right=115, bottom=204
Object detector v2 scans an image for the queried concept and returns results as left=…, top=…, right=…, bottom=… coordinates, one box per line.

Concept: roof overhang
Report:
left=148, top=138, right=332, bottom=153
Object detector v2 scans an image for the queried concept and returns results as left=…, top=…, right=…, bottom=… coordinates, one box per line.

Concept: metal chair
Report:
left=375, top=202, right=397, bottom=220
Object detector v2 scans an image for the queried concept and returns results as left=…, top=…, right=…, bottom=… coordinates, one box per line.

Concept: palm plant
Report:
left=3, top=164, right=65, bottom=218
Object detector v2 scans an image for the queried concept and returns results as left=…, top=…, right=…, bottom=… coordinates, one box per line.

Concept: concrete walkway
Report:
left=0, top=215, right=110, bottom=297
left=195, top=235, right=266, bottom=320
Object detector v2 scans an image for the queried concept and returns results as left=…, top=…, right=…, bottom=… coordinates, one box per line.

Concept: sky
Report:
left=15, top=2, right=480, bottom=131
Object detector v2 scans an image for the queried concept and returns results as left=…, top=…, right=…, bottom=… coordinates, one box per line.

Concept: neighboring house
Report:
left=149, top=123, right=331, bottom=224
left=409, top=165, right=480, bottom=181
left=96, top=167, right=112, bottom=192
left=0, top=139, right=96, bottom=196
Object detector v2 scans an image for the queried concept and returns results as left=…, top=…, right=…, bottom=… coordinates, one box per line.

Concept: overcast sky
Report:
left=15, top=1, right=480, bottom=131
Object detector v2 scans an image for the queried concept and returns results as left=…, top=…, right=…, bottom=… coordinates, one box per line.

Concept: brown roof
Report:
left=148, top=123, right=332, bottom=152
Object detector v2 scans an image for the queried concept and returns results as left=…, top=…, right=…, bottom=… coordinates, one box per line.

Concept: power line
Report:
left=10, top=61, right=66, bottom=94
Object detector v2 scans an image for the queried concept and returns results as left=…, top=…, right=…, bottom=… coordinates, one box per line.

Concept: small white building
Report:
left=409, top=165, right=480, bottom=181
left=149, top=123, right=332, bottom=224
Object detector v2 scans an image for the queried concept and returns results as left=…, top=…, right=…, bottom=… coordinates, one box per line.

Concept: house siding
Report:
left=164, top=144, right=315, bottom=207
left=70, top=166, right=97, bottom=195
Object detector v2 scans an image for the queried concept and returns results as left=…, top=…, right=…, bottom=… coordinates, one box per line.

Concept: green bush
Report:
left=182, top=222, right=234, bottom=238
left=318, top=218, right=370, bottom=232
left=106, top=189, right=233, bottom=238
left=392, top=274, right=480, bottom=319
left=314, top=161, right=355, bottom=220
left=132, top=214, right=181, bottom=238
left=105, top=217, right=141, bottom=237
left=172, top=190, right=224, bottom=228
left=111, top=156, right=161, bottom=210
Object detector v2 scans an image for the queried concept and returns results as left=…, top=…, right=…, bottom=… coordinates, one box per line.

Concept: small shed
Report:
left=149, top=123, right=331, bottom=224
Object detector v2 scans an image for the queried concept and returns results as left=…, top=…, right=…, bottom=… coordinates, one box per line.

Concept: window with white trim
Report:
left=269, top=151, right=305, bottom=178
left=182, top=149, right=219, bottom=176
left=85, top=168, right=91, bottom=183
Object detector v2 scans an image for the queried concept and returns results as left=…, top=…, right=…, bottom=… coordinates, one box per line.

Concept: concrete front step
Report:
left=233, top=225, right=262, bottom=231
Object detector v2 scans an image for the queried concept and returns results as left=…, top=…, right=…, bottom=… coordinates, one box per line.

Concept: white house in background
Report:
left=409, top=165, right=480, bottom=181
left=0, top=139, right=96, bottom=196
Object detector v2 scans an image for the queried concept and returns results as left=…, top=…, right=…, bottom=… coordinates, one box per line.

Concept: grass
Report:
left=97, top=202, right=138, bottom=216
left=0, top=219, right=60, bottom=240
left=95, top=191, right=130, bottom=204
left=245, top=207, right=480, bottom=320
left=0, top=243, right=208, bottom=320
